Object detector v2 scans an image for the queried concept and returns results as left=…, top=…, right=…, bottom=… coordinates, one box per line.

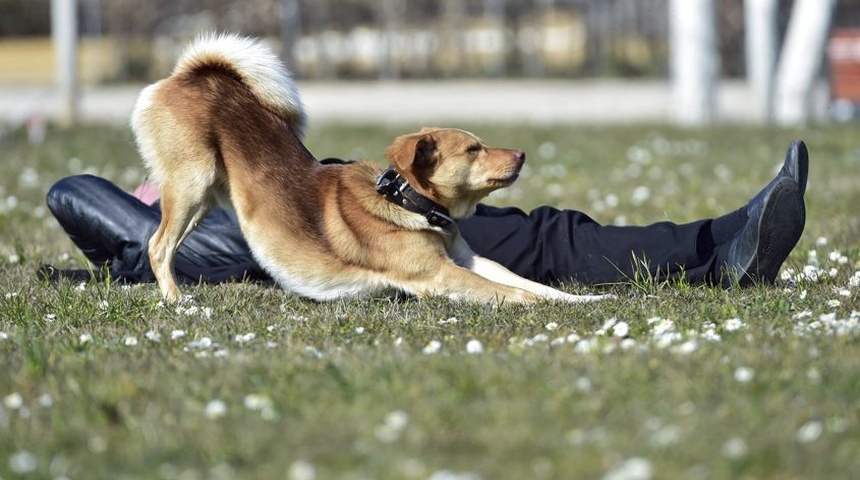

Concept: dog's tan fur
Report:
left=131, top=34, right=608, bottom=304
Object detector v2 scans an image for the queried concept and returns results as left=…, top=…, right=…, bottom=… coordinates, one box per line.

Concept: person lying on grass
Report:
left=40, top=141, right=808, bottom=290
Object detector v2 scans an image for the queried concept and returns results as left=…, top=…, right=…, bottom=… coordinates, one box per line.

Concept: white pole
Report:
left=744, top=0, right=778, bottom=123
left=669, top=0, right=717, bottom=126
left=280, top=0, right=301, bottom=68
left=51, top=0, right=79, bottom=127
left=773, top=0, right=836, bottom=126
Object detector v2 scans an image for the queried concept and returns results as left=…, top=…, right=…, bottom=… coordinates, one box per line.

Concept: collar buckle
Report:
left=375, top=167, right=454, bottom=229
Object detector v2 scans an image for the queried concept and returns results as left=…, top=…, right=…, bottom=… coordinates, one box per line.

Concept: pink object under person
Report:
left=132, top=180, right=160, bottom=206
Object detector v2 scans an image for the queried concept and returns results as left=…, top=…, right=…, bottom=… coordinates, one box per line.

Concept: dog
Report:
left=131, top=33, right=609, bottom=305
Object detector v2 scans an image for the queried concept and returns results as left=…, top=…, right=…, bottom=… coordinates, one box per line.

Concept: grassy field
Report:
left=1, top=121, right=859, bottom=479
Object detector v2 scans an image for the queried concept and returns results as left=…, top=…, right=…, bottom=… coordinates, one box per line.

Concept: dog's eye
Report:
left=466, top=144, right=483, bottom=154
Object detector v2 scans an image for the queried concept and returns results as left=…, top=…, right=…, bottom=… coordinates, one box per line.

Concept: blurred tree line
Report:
left=1, top=0, right=858, bottom=81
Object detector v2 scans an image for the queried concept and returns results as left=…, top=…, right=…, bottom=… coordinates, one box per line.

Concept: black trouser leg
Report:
left=46, top=175, right=269, bottom=284
left=458, top=204, right=746, bottom=286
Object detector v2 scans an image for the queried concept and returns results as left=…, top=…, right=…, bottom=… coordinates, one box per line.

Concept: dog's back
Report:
left=131, top=34, right=333, bottom=302
left=131, top=33, right=307, bottom=192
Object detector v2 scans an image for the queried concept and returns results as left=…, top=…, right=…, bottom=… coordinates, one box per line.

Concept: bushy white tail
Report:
left=174, top=33, right=306, bottom=136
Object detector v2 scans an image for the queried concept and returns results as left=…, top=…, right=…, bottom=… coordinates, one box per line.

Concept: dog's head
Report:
left=384, top=127, right=525, bottom=219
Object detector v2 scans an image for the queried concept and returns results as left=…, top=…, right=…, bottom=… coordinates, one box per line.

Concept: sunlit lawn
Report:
left=1, top=121, right=859, bottom=479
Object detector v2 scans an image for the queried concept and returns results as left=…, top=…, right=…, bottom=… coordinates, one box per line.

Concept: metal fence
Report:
left=1, top=0, right=859, bottom=83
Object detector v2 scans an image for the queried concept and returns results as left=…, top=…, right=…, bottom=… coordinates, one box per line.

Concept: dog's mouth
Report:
left=490, top=172, right=520, bottom=186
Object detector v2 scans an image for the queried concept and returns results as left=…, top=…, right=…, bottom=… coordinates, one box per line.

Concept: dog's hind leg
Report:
left=148, top=181, right=216, bottom=303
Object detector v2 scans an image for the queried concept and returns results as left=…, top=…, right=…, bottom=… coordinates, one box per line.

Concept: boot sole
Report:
left=738, top=181, right=805, bottom=286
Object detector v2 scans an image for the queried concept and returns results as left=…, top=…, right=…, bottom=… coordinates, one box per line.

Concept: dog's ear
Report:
left=385, top=132, right=438, bottom=171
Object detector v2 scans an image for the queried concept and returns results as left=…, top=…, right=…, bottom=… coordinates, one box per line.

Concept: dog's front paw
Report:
left=563, top=293, right=615, bottom=303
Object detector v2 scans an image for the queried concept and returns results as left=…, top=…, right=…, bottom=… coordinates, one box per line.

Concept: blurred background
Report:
left=0, top=0, right=858, bottom=128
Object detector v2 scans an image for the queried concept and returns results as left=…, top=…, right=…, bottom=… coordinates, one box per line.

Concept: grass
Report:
left=1, top=121, right=859, bottom=479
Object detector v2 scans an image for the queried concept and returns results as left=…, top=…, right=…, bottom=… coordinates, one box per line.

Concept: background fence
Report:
left=2, top=0, right=858, bottom=84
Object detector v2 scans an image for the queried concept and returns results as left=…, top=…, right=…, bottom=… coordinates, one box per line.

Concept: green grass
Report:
left=1, top=121, right=860, bottom=479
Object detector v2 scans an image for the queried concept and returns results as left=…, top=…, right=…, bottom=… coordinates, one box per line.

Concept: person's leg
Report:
left=460, top=141, right=807, bottom=287
left=459, top=204, right=731, bottom=285
left=45, top=174, right=268, bottom=284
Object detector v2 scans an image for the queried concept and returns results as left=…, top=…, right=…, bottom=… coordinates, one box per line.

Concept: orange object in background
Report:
left=827, top=28, right=860, bottom=121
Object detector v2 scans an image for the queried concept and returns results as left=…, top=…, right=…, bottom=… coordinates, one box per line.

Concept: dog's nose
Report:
left=514, top=150, right=526, bottom=162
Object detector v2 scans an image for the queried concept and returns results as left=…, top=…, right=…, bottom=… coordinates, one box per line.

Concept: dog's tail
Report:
left=173, top=33, right=306, bottom=136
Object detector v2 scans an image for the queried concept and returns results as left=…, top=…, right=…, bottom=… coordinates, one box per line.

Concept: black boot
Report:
left=44, top=174, right=270, bottom=285
left=46, top=174, right=159, bottom=274
left=717, top=141, right=808, bottom=286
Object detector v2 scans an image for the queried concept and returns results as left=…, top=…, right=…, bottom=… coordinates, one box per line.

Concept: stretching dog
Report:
left=131, top=34, right=609, bottom=304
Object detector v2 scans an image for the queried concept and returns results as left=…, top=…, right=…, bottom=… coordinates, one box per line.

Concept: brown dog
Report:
left=131, top=34, right=609, bottom=304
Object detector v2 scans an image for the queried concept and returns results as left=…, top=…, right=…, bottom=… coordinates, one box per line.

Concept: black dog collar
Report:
left=375, top=167, right=454, bottom=229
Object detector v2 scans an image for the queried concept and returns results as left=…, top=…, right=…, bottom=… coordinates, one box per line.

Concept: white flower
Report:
left=4, top=392, right=23, bottom=409
left=204, top=400, right=227, bottom=419
left=724, top=318, right=745, bottom=332
left=574, top=338, right=598, bottom=354
left=79, top=333, right=92, bottom=345
left=423, top=340, right=442, bottom=355
left=815, top=236, right=828, bottom=247
left=827, top=299, right=841, bottom=308
left=545, top=321, right=559, bottom=331
left=675, top=340, right=698, bottom=354
left=439, top=317, right=459, bottom=325
left=45, top=313, right=56, bottom=322
left=170, top=329, right=186, bottom=340
left=98, top=300, right=109, bottom=311
left=701, top=328, right=721, bottom=342
left=630, top=185, right=651, bottom=206
left=124, top=336, right=138, bottom=347
left=188, top=337, right=212, bottom=349
left=8, top=450, right=37, bottom=474
left=0, top=331, right=8, bottom=340
left=795, top=420, right=823, bottom=443
left=288, top=460, right=316, bottom=480
left=802, top=265, right=821, bottom=282
left=595, top=318, right=617, bottom=336
left=734, top=367, right=754, bottom=383
left=612, top=321, right=629, bottom=338
left=244, top=394, right=273, bottom=411
left=531, top=333, right=550, bottom=343
left=145, top=330, right=161, bottom=342
left=602, top=457, right=653, bottom=480
left=36, top=393, right=53, bottom=408
left=354, top=326, right=365, bottom=334
left=465, top=339, right=483, bottom=354
left=574, top=376, right=592, bottom=393
left=234, top=333, right=255, bottom=344
left=375, top=409, right=410, bottom=443
left=721, top=437, right=748, bottom=459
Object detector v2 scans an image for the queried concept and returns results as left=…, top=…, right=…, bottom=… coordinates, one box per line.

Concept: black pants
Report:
left=45, top=174, right=746, bottom=286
